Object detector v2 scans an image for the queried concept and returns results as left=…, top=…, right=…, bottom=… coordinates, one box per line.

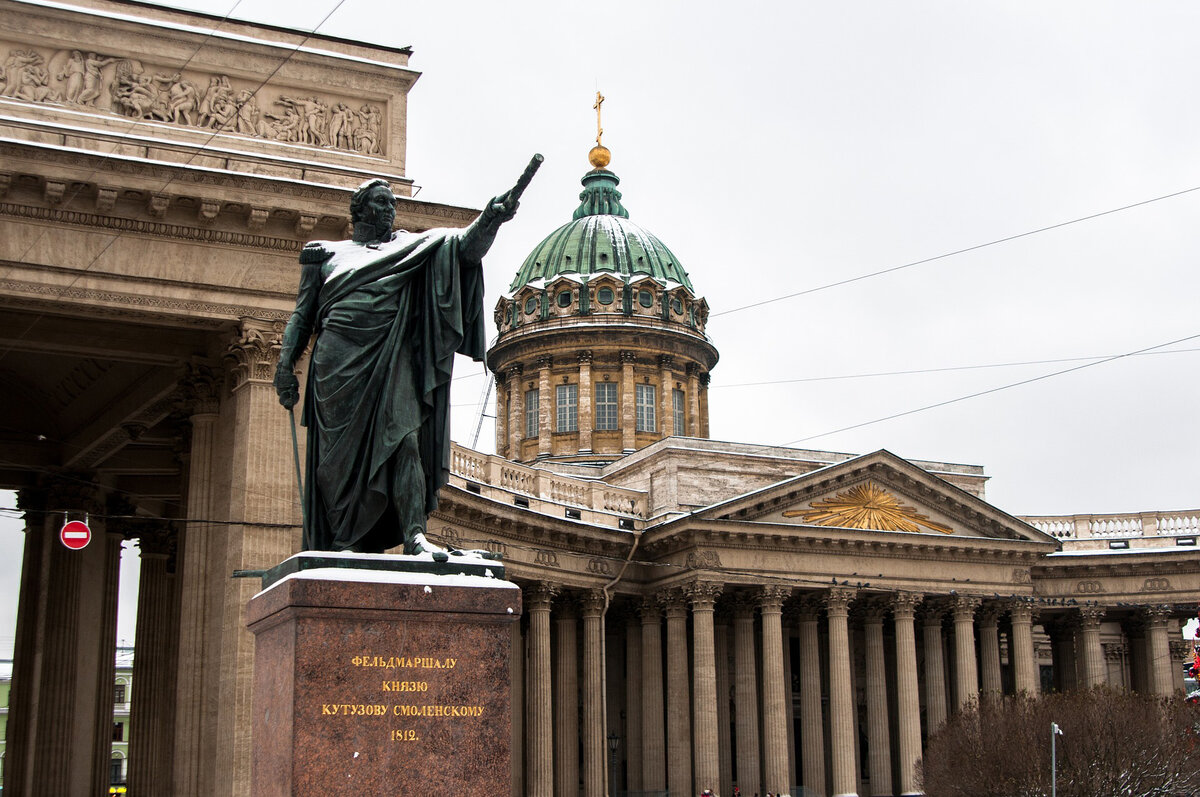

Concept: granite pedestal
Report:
left=246, top=553, right=521, bottom=796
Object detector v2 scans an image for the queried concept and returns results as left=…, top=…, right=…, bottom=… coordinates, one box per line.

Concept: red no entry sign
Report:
left=60, top=520, right=92, bottom=550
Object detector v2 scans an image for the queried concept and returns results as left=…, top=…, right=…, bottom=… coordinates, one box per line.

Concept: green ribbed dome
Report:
left=508, top=168, right=695, bottom=292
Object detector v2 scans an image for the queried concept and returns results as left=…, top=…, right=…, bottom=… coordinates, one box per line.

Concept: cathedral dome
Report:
left=508, top=168, right=695, bottom=293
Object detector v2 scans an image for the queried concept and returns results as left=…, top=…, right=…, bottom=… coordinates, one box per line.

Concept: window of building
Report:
left=112, top=722, right=124, bottom=742
left=595, top=381, right=618, bottom=431
left=556, top=384, right=578, bottom=432
left=637, top=289, right=654, bottom=308
left=524, top=389, right=539, bottom=438
left=110, top=756, right=123, bottom=785
left=524, top=296, right=537, bottom=315
left=114, top=683, right=126, bottom=704
left=597, top=286, right=614, bottom=305
left=556, top=290, right=572, bottom=308
left=636, top=384, right=656, bottom=432
left=673, top=388, right=685, bottom=435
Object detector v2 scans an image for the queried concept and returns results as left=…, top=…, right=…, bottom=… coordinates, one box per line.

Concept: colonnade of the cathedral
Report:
left=511, top=581, right=1184, bottom=797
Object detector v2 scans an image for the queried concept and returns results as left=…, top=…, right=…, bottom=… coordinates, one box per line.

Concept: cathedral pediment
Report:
left=702, top=449, right=1056, bottom=544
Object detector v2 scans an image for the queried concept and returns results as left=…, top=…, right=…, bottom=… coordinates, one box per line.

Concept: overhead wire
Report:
left=0, top=0, right=356, bottom=364
left=710, top=183, right=1200, bottom=318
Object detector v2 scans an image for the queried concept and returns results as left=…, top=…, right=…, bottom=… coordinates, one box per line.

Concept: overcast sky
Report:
left=3, top=0, right=1199, bottom=655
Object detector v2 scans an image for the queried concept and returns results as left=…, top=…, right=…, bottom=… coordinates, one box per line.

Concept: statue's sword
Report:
left=288, top=406, right=304, bottom=526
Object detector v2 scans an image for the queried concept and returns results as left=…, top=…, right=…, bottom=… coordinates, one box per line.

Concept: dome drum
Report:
left=487, top=150, right=717, bottom=464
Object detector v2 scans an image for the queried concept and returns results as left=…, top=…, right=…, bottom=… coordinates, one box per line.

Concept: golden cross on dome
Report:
left=593, top=91, right=605, bottom=147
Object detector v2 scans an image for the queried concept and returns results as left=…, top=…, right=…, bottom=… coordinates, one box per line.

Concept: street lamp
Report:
left=607, top=731, right=620, bottom=797
left=1051, top=722, right=1064, bottom=797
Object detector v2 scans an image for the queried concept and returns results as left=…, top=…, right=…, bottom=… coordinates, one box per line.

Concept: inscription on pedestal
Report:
left=248, top=570, right=520, bottom=796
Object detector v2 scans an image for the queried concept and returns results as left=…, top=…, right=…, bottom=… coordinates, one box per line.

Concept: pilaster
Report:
left=623, top=611, right=643, bottom=793
left=537, top=356, right=553, bottom=457
left=577, top=351, right=594, bottom=452
left=658, top=354, right=674, bottom=439
left=619, top=351, right=636, bottom=451
left=506, top=364, right=524, bottom=457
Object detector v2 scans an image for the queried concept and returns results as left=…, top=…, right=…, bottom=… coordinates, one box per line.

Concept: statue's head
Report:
left=350, top=178, right=395, bottom=240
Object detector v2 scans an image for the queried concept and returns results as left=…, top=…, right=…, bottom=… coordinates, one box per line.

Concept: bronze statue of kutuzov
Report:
left=274, top=159, right=540, bottom=558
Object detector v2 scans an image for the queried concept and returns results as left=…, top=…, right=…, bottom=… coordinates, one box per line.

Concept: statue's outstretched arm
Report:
left=460, top=154, right=542, bottom=261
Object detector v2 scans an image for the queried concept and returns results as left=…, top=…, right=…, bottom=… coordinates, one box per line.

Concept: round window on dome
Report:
left=557, top=290, right=572, bottom=308
left=597, top=287, right=614, bottom=306
left=671, top=298, right=683, bottom=315
left=524, top=296, right=537, bottom=315
left=638, top=289, right=654, bottom=308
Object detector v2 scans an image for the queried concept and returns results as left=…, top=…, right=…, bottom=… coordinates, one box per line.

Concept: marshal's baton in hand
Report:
left=508, top=153, right=544, bottom=202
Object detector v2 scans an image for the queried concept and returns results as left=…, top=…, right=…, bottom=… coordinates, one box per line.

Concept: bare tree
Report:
left=919, top=688, right=1200, bottom=797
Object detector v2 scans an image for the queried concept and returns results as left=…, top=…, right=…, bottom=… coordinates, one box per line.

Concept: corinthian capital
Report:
left=224, top=319, right=284, bottom=390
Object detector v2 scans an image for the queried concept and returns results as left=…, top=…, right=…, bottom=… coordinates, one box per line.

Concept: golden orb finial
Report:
left=588, top=145, right=611, bottom=169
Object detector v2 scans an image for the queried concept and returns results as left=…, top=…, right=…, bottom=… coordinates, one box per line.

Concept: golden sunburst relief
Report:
left=782, top=482, right=954, bottom=534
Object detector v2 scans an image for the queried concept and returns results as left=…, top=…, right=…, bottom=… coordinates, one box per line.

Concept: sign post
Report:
left=60, top=519, right=92, bottom=550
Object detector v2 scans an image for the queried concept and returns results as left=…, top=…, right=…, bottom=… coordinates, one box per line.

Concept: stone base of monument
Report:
left=246, top=552, right=521, bottom=796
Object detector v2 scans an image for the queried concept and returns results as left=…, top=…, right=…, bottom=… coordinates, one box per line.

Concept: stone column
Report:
left=555, top=594, right=580, bottom=797
left=686, top=362, right=701, bottom=436
left=796, top=595, right=826, bottom=797
left=861, top=601, right=892, bottom=797
left=9, top=480, right=122, bottom=797
left=173, top=362, right=221, bottom=797
left=689, top=581, right=722, bottom=795
left=511, top=620, right=525, bottom=796
left=581, top=590, right=606, bottom=797
left=1047, top=620, right=1077, bottom=693
left=665, top=589, right=693, bottom=797
left=578, top=350, right=594, bottom=452
left=826, top=588, right=858, bottom=797
left=1169, top=640, right=1190, bottom=694
left=1143, top=606, right=1174, bottom=696
left=495, top=380, right=508, bottom=456
left=1009, top=602, right=1039, bottom=695
left=526, top=582, right=558, bottom=797
left=214, top=320, right=301, bottom=797
left=659, top=354, right=674, bottom=438
left=715, top=611, right=734, bottom=797
left=624, top=612, right=643, bottom=794
left=760, top=586, right=791, bottom=797
left=641, top=597, right=666, bottom=791
left=921, top=602, right=948, bottom=733
left=620, top=350, right=636, bottom=451
left=951, top=596, right=980, bottom=711
left=783, top=612, right=798, bottom=790
left=698, top=371, right=711, bottom=437
left=1078, top=606, right=1106, bottom=688
left=733, top=594, right=762, bottom=797
left=506, top=364, right=524, bottom=458
left=128, top=527, right=178, bottom=796
left=537, top=356, right=553, bottom=457
left=890, top=593, right=922, bottom=797
left=977, top=604, right=1003, bottom=699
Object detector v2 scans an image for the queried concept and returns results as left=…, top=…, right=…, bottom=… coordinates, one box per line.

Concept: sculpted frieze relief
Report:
left=0, top=43, right=387, bottom=156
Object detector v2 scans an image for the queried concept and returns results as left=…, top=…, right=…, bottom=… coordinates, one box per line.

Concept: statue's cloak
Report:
left=293, top=230, right=485, bottom=551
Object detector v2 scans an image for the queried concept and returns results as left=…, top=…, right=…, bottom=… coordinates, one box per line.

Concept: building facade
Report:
left=0, top=2, right=1195, bottom=796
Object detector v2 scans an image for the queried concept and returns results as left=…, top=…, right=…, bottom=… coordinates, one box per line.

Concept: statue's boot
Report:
left=404, top=530, right=449, bottom=562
